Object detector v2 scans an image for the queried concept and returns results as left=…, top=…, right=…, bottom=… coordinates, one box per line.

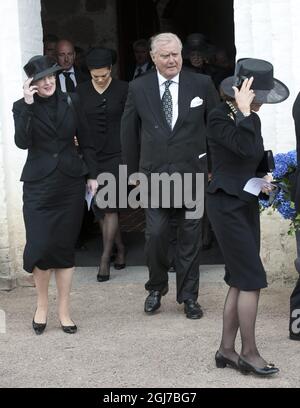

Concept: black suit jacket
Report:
left=13, top=90, right=98, bottom=182
left=56, top=66, right=90, bottom=91
left=121, top=70, right=218, bottom=183
left=207, top=102, right=265, bottom=202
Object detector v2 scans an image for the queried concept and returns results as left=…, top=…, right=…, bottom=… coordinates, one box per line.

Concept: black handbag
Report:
left=257, top=150, right=275, bottom=173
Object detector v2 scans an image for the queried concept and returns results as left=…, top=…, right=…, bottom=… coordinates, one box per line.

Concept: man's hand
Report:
left=23, top=77, right=38, bottom=105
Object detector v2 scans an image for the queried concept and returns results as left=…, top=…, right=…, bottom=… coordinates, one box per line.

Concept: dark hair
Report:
left=133, top=39, right=150, bottom=51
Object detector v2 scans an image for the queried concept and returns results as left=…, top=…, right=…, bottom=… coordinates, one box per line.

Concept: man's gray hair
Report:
left=150, top=33, right=182, bottom=55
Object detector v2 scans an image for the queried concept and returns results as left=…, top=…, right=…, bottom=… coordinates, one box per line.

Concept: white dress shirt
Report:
left=157, top=71, right=179, bottom=130
left=58, top=66, right=77, bottom=92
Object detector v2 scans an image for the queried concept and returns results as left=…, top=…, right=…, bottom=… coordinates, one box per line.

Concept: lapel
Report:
left=172, top=70, right=195, bottom=136
left=56, top=90, right=69, bottom=129
left=143, top=72, right=171, bottom=133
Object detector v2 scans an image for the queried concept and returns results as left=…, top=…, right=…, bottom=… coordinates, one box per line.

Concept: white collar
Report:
left=157, top=71, right=179, bottom=87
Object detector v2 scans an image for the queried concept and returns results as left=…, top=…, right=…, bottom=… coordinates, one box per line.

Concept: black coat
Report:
left=121, top=70, right=219, bottom=186
left=207, top=102, right=265, bottom=202
left=12, top=90, right=98, bottom=182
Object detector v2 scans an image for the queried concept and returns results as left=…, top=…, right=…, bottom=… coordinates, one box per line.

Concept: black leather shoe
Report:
left=32, top=319, right=47, bottom=335
left=215, top=351, right=238, bottom=370
left=97, top=264, right=110, bottom=282
left=144, top=286, right=168, bottom=313
left=32, top=310, right=47, bottom=335
left=289, top=332, right=300, bottom=341
left=60, top=322, right=77, bottom=334
left=238, top=357, right=279, bottom=376
left=184, top=299, right=203, bottom=319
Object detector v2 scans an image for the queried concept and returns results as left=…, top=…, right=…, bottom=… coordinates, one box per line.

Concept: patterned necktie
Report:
left=162, top=80, right=173, bottom=129
left=63, top=72, right=75, bottom=92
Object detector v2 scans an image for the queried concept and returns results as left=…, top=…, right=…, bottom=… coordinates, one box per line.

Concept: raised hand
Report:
left=23, top=77, right=38, bottom=105
left=232, top=77, right=255, bottom=115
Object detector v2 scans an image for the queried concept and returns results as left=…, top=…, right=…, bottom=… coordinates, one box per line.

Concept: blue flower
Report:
left=259, top=150, right=298, bottom=232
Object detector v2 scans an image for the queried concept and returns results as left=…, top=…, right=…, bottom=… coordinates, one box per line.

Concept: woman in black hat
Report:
left=12, top=55, right=98, bottom=335
left=206, top=58, right=289, bottom=376
left=76, top=47, right=128, bottom=282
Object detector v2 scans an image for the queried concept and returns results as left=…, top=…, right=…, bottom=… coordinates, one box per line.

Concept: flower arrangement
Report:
left=259, top=150, right=300, bottom=234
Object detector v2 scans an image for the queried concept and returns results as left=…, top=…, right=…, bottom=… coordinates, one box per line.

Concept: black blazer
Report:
left=56, top=66, right=90, bottom=91
left=121, top=70, right=219, bottom=181
left=13, top=90, right=98, bottom=182
left=207, top=102, right=265, bottom=202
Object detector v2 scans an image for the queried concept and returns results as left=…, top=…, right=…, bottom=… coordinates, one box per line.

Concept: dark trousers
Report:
left=144, top=207, right=202, bottom=303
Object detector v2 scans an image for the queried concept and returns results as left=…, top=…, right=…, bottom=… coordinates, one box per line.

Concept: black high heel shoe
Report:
left=60, top=321, right=77, bottom=334
left=215, top=351, right=239, bottom=370
left=97, top=262, right=110, bottom=282
left=32, top=310, right=47, bottom=335
left=238, top=357, right=279, bottom=376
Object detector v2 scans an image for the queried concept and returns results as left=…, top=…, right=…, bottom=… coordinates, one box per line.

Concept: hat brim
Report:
left=32, top=64, right=62, bottom=82
left=220, top=75, right=290, bottom=104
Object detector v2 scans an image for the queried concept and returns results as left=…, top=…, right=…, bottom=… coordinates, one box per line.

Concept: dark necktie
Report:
left=63, top=72, right=75, bottom=92
left=162, top=80, right=173, bottom=129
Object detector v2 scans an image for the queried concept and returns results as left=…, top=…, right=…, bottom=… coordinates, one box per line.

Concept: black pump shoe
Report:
left=97, top=263, right=110, bottom=282
left=32, top=312, right=47, bottom=335
left=215, top=351, right=238, bottom=370
left=238, top=357, right=279, bottom=376
left=60, top=322, right=77, bottom=334
left=114, top=263, right=126, bottom=270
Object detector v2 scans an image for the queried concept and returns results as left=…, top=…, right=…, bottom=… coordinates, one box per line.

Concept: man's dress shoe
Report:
left=238, top=357, right=279, bottom=376
left=184, top=299, right=203, bottom=319
left=144, top=287, right=168, bottom=313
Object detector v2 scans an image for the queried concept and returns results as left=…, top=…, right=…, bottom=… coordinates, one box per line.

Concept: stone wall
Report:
left=0, top=0, right=43, bottom=289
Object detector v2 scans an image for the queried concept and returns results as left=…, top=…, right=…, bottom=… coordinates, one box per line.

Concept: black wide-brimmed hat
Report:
left=220, top=58, right=289, bottom=104
left=23, top=55, right=62, bottom=81
left=182, top=33, right=216, bottom=59
left=85, top=47, right=117, bottom=69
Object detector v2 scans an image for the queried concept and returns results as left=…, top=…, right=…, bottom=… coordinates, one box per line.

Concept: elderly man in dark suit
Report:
left=121, top=32, right=218, bottom=318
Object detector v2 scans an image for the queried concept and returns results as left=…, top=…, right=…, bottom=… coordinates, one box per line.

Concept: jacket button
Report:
left=53, top=153, right=58, bottom=158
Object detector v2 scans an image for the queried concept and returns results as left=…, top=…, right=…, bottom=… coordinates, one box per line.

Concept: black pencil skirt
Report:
left=22, top=169, right=86, bottom=273
left=206, top=190, right=268, bottom=291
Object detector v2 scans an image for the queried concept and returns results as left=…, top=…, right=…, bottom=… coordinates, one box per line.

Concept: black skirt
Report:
left=92, top=154, right=124, bottom=218
left=23, top=169, right=86, bottom=273
left=206, top=190, right=268, bottom=291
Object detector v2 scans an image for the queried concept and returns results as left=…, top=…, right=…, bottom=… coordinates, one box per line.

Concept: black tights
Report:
left=98, top=213, right=125, bottom=275
left=219, top=286, right=268, bottom=368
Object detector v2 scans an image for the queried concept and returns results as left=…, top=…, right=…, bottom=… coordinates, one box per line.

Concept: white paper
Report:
left=85, top=186, right=94, bottom=211
left=198, top=153, right=207, bottom=159
left=243, top=177, right=274, bottom=196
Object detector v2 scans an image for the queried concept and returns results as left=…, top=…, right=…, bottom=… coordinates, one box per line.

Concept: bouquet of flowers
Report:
left=259, top=150, right=300, bottom=234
